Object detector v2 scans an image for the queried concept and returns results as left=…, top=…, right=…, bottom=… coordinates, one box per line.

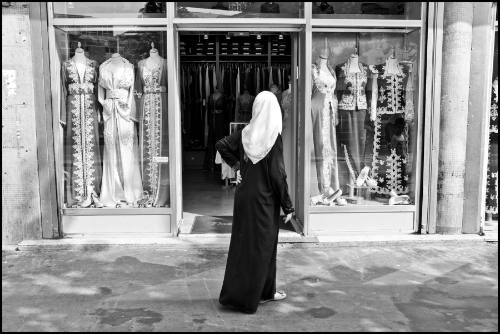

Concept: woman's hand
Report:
left=284, top=212, right=293, bottom=224
left=235, top=170, right=242, bottom=184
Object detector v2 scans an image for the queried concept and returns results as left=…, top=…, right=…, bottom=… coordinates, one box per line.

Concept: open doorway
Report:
left=179, top=31, right=298, bottom=234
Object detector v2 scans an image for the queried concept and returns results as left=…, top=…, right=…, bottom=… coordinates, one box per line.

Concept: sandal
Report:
left=259, top=290, right=287, bottom=304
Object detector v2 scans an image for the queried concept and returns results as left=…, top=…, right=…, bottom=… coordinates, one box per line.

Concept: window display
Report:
left=176, top=2, right=303, bottom=18
left=310, top=31, right=420, bottom=207
left=55, top=27, right=170, bottom=208
left=53, top=2, right=166, bottom=18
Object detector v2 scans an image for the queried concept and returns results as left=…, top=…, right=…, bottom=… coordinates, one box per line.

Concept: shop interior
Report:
left=179, top=31, right=296, bottom=234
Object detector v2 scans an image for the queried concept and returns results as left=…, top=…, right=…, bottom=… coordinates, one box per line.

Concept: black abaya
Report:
left=216, top=130, right=294, bottom=314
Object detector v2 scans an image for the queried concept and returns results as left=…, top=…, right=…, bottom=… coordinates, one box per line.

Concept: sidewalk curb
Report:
left=3, top=233, right=496, bottom=252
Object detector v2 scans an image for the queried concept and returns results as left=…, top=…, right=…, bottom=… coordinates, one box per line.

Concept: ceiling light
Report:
left=257, top=34, right=261, bottom=40
left=279, top=34, right=283, bottom=40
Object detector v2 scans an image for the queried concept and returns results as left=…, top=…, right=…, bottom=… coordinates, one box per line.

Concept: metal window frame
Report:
left=301, top=3, right=431, bottom=236
left=43, top=2, right=433, bottom=238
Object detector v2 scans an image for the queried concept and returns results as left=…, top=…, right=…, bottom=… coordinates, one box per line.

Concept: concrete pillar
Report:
left=2, top=2, right=43, bottom=244
left=436, top=2, right=474, bottom=234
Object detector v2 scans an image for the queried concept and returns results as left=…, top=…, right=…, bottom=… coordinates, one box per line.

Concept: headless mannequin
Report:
left=385, top=47, right=401, bottom=76
left=73, top=42, right=86, bottom=81
left=346, top=48, right=361, bottom=74
left=146, top=42, right=163, bottom=67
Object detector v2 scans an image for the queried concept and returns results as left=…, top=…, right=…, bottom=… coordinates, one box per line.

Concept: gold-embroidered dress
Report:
left=135, top=58, right=170, bottom=207
left=61, top=58, right=102, bottom=207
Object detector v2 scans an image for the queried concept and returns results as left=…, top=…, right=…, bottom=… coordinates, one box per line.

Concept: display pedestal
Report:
left=346, top=184, right=372, bottom=205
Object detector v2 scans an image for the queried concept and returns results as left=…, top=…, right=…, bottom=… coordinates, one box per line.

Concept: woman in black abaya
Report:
left=216, top=91, right=295, bottom=314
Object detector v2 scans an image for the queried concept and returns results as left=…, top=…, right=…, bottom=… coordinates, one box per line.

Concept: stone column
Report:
left=436, top=2, right=474, bottom=234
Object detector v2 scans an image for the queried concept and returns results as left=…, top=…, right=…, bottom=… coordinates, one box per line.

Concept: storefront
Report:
left=24, top=2, right=494, bottom=239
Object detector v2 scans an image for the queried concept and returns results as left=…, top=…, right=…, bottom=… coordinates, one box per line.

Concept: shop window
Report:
left=54, top=26, right=170, bottom=208
left=53, top=2, right=166, bottom=18
left=175, top=2, right=303, bottom=18
left=309, top=30, right=420, bottom=207
left=312, top=2, right=421, bottom=20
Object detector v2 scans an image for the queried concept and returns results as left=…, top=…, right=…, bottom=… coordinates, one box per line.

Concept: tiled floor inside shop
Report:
left=181, top=169, right=296, bottom=234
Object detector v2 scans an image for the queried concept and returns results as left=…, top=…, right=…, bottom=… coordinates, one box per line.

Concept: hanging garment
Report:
left=204, top=65, right=210, bottom=146
left=217, top=131, right=293, bottom=314
left=98, top=56, right=143, bottom=207
left=256, top=66, right=261, bottom=93
left=61, top=57, right=102, bottom=207
left=135, top=57, right=170, bottom=207
left=311, top=62, right=340, bottom=196
left=486, top=77, right=498, bottom=214
left=369, top=61, right=413, bottom=195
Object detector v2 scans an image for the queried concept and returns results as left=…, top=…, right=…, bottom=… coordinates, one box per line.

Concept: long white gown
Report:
left=98, top=55, right=143, bottom=207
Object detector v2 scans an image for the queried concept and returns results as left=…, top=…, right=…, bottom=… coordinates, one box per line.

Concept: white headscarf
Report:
left=242, top=91, right=282, bottom=164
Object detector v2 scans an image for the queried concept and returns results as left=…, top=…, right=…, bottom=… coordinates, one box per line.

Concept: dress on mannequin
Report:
left=369, top=56, right=413, bottom=196
left=61, top=46, right=102, bottom=208
left=335, top=53, right=377, bottom=192
left=135, top=47, right=169, bottom=207
left=311, top=41, right=341, bottom=201
left=98, top=53, right=143, bottom=207
left=235, top=89, right=255, bottom=122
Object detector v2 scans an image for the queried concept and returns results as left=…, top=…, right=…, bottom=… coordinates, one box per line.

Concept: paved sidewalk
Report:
left=2, top=242, right=498, bottom=332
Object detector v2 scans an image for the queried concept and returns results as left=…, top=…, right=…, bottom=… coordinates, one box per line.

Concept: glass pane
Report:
left=176, top=2, right=303, bottom=18
left=486, top=29, right=498, bottom=220
left=309, top=30, right=421, bottom=207
left=53, top=2, right=166, bottom=18
left=312, top=2, right=421, bottom=20
left=54, top=26, right=170, bottom=208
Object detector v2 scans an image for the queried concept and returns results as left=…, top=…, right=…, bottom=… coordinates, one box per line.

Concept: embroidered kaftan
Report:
left=369, top=62, right=414, bottom=195
left=98, top=56, right=143, bottom=207
left=311, top=63, right=340, bottom=196
left=61, top=57, right=102, bottom=207
left=136, top=57, right=170, bottom=207
left=335, top=59, right=377, bottom=189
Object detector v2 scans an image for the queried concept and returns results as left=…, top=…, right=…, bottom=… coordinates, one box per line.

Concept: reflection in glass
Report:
left=53, top=2, right=166, bottom=18
left=176, top=2, right=303, bottom=18
left=310, top=31, right=420, bottom=207
left=312, top=2, right=421, bottom=20
left=55, top=27, right=170, bottom=208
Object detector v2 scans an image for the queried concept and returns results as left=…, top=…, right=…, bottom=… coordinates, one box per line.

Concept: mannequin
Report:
left=235, top=85, right=255, bottom=123
left=207, top=86, right=227, bottom=173
left=98, top=51, right=143, bottom=207
left=136, top=42, right=169, bottom=207
left=61, top=41, right=103, bottom=208
left=310, top=38, right=345, bottom=206
left=73, top=42, right=86, bottom=82
left=335, top=45, right=377, bottom=194
left=368, top=46, right=415, bottom=198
